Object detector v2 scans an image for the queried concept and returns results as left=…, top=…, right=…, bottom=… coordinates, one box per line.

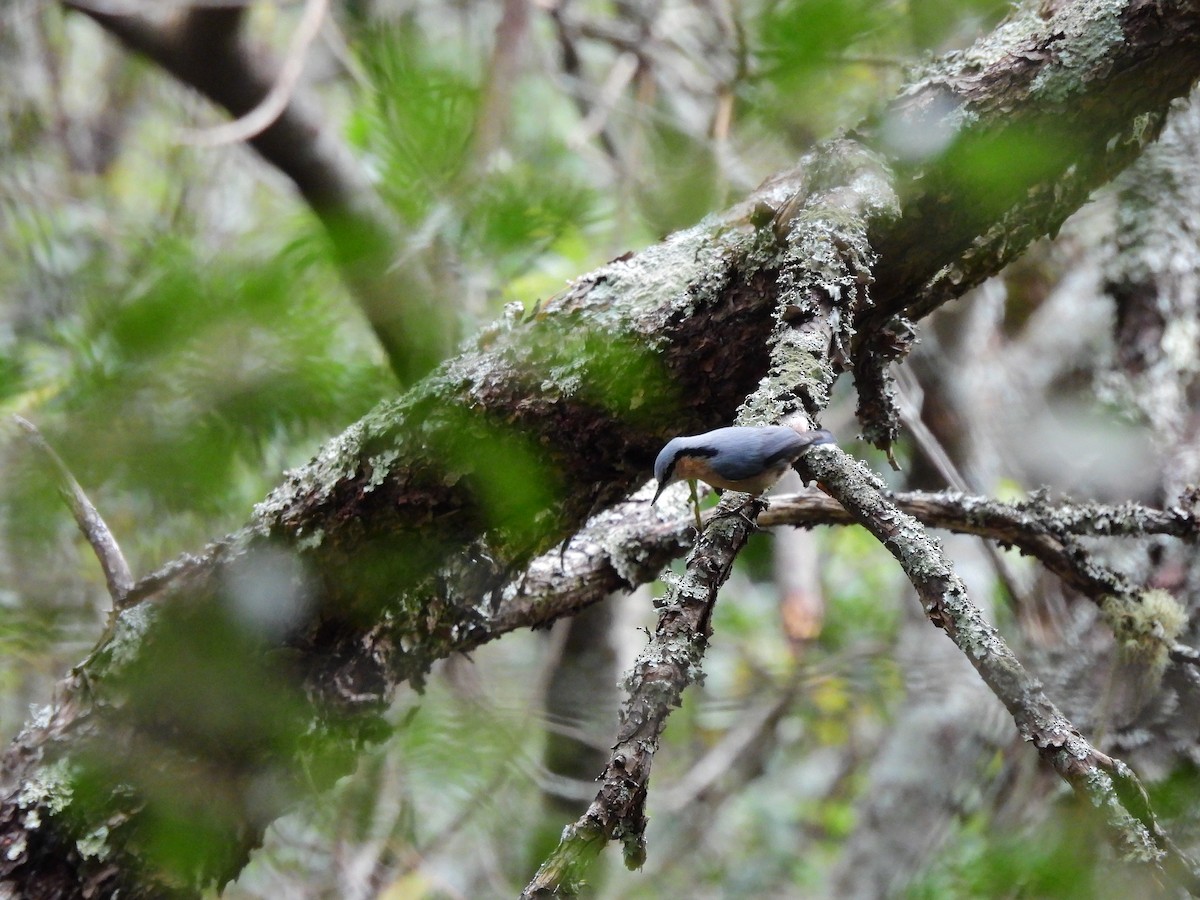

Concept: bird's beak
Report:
left=651, top=481, right=667, bottom=504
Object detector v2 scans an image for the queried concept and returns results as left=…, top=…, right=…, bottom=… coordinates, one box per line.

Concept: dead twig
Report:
left=177, top=0, right=329, bottom=147
left=12, top=415, right=133, bottom=605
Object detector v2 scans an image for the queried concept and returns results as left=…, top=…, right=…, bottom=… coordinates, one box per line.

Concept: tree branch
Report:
left=797, top=445, right=1200, bottom=891
left=522, top=493, right=764, bottom=897
left=499, top=485, right=1200, bottom=641
left=178, top=0, right=328, bottom=148
left=61, top=1, right=452, bottom=384
left=525, top=114, right=892, bottom=890
left=852, top=0, right=1200, bottom=452
left=12, top=415, right=134, bottom=605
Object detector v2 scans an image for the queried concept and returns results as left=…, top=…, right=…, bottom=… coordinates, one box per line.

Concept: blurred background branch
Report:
left=62, top=0, right=454, bottom=383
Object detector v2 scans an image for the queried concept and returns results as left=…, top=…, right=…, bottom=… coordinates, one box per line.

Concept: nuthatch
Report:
left=652, top=425, right=835, bottom=509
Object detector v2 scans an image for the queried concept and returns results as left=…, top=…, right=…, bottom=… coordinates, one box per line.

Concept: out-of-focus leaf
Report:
left=41, top=237, right=388, bottom=515
left=352, top=23, right=479, bottom=223
left=467, top=158, right=596, bottom=272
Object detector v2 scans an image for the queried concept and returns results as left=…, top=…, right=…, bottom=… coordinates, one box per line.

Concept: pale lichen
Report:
left=364, top=449, right=400, bottom=491
left=105, top=603, right=156, bottom=671
left=1101, top=589, right=1188, bottom=677
left=5, top=833, right=25, bottom=861
left=77, top=824, right=110, bottom=860
left=1030, top=2, right=1126, bottom=105
left=17, top=757, right=75, bottom=816
left=294, top=527, right=325, bottom=552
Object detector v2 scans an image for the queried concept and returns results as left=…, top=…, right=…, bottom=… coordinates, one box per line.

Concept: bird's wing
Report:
left=758, top=427, right=810, bottom=468
left=696, top=427, right=804, bottom=481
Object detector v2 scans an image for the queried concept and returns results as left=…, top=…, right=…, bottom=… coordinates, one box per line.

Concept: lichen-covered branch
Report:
left=521, top=494, right=762, bottom=898
left=770, top=488, right=1200, bottom=616
left=501, top=485, right=1200, bottom=636
left=764, top=488, right=1200, bottom=540
left=797, top=445, right=1200, bottom=892
left=525, top=125, right=897, bottom=892
left=852, top=0, right=1200, bottom=452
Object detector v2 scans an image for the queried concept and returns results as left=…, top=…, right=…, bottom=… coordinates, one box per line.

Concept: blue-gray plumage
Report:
left=652, top=425, right=835, bottom=504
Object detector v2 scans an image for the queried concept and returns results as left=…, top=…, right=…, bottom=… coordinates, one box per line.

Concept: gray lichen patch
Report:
left=104, top=603, right=157, bottom=672
left=738, top=141, right=898, bottom=431
left=16, top=757, right=76, bottom=817
left=252, top=418, right=373, bottom=529
left=1030, top=2, right=1127, bottom=104
left=76, top=824, right=110, bottom=860
left=902, top=0, right=1125, bottom=117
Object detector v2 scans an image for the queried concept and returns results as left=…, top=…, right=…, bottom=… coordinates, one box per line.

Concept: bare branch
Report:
left=61, top=0, right=453, bottom=384
left=472, top=0, right=531, bottom=164
left=177, top=0, right=328, bottom=148
left=11, top=415, right=134, bottom=604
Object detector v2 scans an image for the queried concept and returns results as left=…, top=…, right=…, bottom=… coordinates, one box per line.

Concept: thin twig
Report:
left=893, top=365, right=1031, bottom=604
left=472, top=0, right=530, bottom=164
left=177, top=0, right=329, bottom=147
left=548, top=6, right=624, bottom=163
left=12, top=415, right=134, bottom=604
left=658, top=679, right=799, bottom=812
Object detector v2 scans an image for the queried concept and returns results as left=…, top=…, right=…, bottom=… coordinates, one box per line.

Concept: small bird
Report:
left=652, top=425, right=835, bottom=515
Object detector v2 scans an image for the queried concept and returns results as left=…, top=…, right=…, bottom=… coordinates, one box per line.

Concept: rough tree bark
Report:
left=5, top=0, right=1200, bottom=895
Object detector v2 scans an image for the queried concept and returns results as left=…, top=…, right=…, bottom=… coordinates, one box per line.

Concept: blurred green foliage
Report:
left=745, top=0, right=909, bottom=142
left=940, top=124, right=1087, bottom=224
left=757, top=0, right=900, bottom=78
left=349, top=22, right=480, bottom=222
left=636, top=121, right=725, bottom=236
left=423, top=404, right=565, bottom=548
left=349, top=21, right=599, bottom=290
left=819, top=524, right=905, bottom=646
left=905, top=804, right=1158, bottom=900
left=49, top=238, right=386, bottom=511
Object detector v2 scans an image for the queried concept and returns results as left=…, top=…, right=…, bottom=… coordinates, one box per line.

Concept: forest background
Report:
left=4, top=1, right=1200, bottom=898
